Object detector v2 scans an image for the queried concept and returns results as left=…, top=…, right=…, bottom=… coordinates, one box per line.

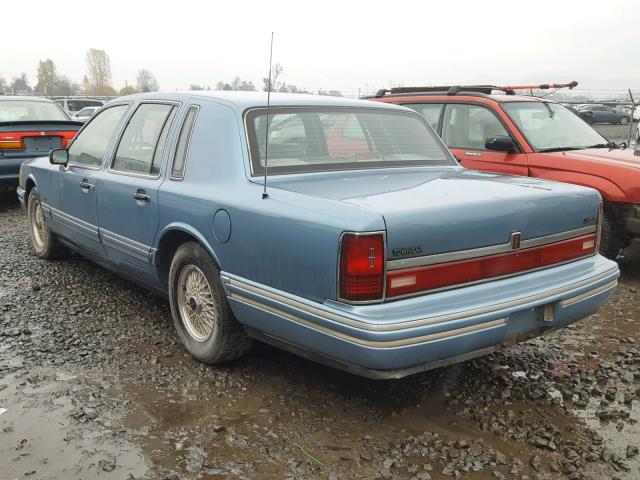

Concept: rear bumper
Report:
left=223, top=255, right=619, bottom=378
left=16, top=186, right=26, bottom=208
left=0, top=157, right=26, bottom=181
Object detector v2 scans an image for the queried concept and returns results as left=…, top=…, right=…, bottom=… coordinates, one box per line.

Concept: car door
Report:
left=52, top=104, right=130, bottom=259
left=440, top=103, right=529, bottom=176
left=97, top=102, right=178, bottom=280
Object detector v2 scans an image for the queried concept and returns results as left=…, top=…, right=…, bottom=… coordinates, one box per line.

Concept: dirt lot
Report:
left=593, top=122, right=638, bottom=146
left=1, top=191, right=640, bottom=480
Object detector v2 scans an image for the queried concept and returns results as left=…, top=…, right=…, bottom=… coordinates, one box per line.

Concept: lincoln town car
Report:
left=16, top=92, right=619, bottom=378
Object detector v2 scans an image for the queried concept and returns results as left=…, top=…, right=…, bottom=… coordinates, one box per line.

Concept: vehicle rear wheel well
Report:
left=156, top=230, right=216, bottom=288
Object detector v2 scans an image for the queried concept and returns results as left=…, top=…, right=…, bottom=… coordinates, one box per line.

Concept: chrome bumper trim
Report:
left=230, top=291, right=506, bottom=348
left=387, top=225, right=597, bottom=271
left=560, top=279, right=618, bottom=307
left=223, top=265, right=618, bottom=333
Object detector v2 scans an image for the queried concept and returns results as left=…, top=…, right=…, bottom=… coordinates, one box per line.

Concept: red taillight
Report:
left=339, top=233, right=385, bottom=302
left=386, top=233, right=598, bottom=298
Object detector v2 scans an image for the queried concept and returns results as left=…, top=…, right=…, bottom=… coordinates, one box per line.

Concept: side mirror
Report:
left=485, top=136, right=517, bottom=153
left=49, top=148, right=69, bottom=166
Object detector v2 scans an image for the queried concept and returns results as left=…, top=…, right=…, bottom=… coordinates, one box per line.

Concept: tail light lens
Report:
left=339, top=233, right=385, bottom=302
left=0, top=135, right=22, bottom=149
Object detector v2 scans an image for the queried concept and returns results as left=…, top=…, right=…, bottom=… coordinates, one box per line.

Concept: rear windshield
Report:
left=0, top=100, right=69, bottom=122
left=245, top=107, right=453, bottom=175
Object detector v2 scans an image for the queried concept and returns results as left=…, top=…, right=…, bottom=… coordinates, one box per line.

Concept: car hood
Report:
left=271, top=167, right=600, bottom=258
left=541, top=147, right=640, bottom=169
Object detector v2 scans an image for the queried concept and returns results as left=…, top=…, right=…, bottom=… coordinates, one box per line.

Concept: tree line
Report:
left=0, top=52, right=342, bottom=97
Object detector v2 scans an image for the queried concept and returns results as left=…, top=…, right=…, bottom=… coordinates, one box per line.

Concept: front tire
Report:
left=168, top=242, right=252, bottom=364
left=27, top=188, right=67, bottom=260
left=619, top=116, right=630, bottom=125
left=599, top=212, right=621, bottom=260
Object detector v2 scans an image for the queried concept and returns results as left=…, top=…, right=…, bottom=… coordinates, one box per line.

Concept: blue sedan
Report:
left=17, top=92, right=619, bottom=378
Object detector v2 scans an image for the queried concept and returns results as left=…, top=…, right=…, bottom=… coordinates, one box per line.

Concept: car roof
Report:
left=111, top=91, right=411, bottom=112
left=0, top=95, right=55, bottom=103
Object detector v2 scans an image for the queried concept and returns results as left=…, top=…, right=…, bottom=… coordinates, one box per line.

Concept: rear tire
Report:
left=27, top=188, right=68, bottom=260
left=168, top=241, right=252, bottom=364
left=599, top=212, right=621, bottom=260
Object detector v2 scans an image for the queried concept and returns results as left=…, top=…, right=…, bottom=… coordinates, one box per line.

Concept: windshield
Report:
left=502, top=102, right=607, bottom=151
left=246, top=107, right=453, bottom=175
left=0, top=100, right=69, bottom=122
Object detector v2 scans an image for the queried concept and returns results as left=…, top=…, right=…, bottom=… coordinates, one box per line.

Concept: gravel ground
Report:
left=593, top=122, right=639, bottom=146
left=1, top=193, right=639, bottom=480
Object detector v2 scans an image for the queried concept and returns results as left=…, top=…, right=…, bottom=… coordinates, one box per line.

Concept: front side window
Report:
left=403, top=103, right=443, bottom=131
left=68, top=105, right=129, bottom=167
left=502, top=102, right=607, bottom=151
left=441, top=104, right=509, bottom=150
left=246, top=107, right=452, bottom=175
left=112, top=103, right=176, bottom=175
left=0, top=100, right=69, bottom=122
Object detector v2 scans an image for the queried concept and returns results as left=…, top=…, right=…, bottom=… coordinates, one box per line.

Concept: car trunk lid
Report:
left=0, top=121, right=81, bottom=157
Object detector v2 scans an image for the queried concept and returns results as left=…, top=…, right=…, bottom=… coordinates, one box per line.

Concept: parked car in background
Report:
left=0, top=96, right=81, bottom=188
left=54, top=97, right=104, bottom=115
left=17, top=92, right=618, bottom=378
left=70, top=106, right=100, bottom=122
left=578, top=105, right=630, bottom=125
left=371, top=86, right=640, bottom=259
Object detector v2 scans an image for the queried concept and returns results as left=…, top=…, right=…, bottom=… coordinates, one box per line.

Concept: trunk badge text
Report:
left=392, top=246, right=423, bottom=257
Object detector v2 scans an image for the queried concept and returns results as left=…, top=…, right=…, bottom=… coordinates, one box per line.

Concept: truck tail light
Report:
left=339, top=233, right=385, bottom=302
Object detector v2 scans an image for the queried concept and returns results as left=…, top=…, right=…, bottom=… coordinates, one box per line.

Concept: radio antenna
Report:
left=262, top=32, right=274, bottom=200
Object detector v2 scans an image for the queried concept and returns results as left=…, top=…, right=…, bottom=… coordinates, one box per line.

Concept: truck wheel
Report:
left=27, top=188, right=68, bottom=260
left=168, top=241, right=252, bottom=364
left=599, top=213, right=621, bottom=260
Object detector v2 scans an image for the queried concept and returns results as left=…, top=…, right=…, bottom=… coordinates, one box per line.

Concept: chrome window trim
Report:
left=170, top=104, right=200, bottom=181
left=222, top=265, right=618, bottom=332
left=336, top=230, right=387, bottom=305
left=66, top=102, right=133, bottom=170
left=107, top=101, right=181, bottom=180
left=387, top=225, right=597, bottom=271
left=242, top=106, right=455, bottom=177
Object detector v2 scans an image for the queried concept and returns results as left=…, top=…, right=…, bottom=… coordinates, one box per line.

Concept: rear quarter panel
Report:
left=156, top=100, right=384, bottom=303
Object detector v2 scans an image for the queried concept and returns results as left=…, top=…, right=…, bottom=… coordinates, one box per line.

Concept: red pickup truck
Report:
left=371, top=86, right=640, bottom=259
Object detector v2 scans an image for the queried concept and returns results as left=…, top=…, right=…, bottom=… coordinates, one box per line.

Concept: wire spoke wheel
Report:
left=29, top=196, right=48, bottom=251
left=177, top=265, right=218, bottom=342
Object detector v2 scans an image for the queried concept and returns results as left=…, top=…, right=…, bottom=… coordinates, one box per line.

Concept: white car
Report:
left=70, top=106, right=100, bottom=123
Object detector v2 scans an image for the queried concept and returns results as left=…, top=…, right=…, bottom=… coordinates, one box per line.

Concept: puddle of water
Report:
left=0, top=371, right=149, bottom=480
left=574, top=397, right=640, bottom=479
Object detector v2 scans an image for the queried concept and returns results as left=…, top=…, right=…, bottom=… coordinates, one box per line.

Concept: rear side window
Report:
left=403, top=103, right=443, bottom=132
left=441, top=104, right=508, bottom=150
left=68, top=105, right=129, bottom=167
left=112, top=103, right=177, bottom=176
left=171, top=105, right=198, bottom=180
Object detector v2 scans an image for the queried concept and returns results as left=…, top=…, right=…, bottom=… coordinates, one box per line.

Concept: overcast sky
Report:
left=2, top=0, right=638, bottom=96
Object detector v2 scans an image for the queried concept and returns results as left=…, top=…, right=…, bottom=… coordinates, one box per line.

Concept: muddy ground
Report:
left=1, top=185, right=640, bottom=480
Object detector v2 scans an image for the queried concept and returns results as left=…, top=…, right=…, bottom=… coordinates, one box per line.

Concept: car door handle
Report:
left=79, top=181, right=95, bottom=191
left=133, top=192, right=150, bottom=203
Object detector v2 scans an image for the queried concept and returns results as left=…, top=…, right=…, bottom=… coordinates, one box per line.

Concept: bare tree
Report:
left=136, top=69, right=159, bottom=92
left=85, top=48, right=112, bottom=95
left=262, top=63, right=283, bottom=92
